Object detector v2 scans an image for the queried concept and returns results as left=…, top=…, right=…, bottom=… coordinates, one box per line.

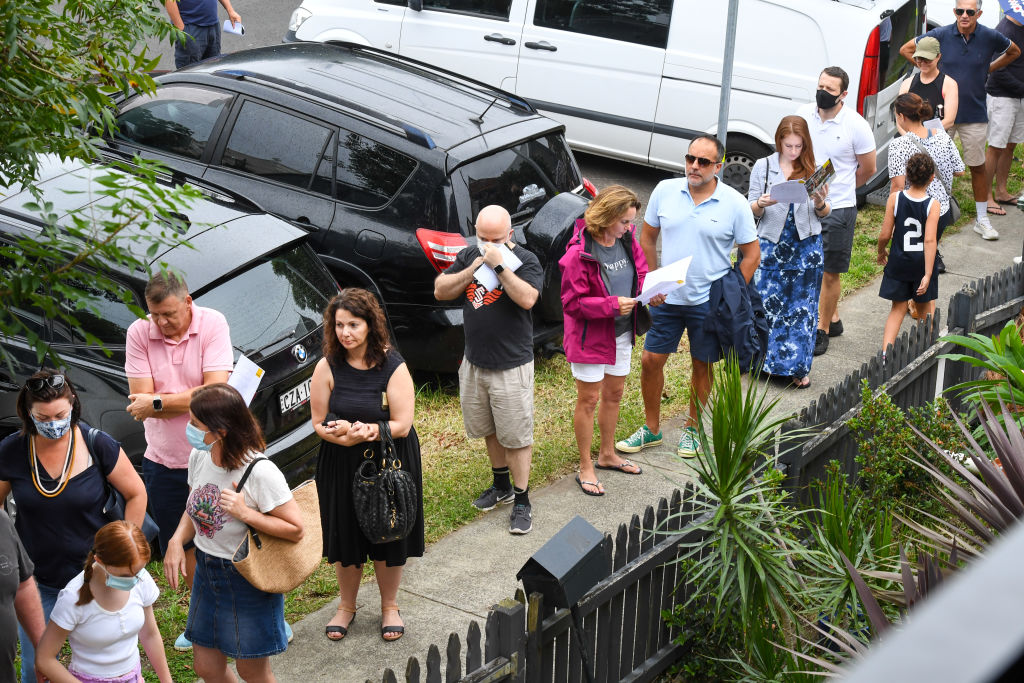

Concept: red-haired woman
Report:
left=749, top=115, right=832, bottom=389
left=36, top=521, right=171, bottom=683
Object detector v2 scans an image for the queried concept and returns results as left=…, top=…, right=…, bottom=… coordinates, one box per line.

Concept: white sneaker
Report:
left=974, top=217, right=999, bottom=240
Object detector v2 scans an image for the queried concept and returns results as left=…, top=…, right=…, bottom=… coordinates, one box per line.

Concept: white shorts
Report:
left=570, top=332, right=632, bottom=383
left=987, top=95, right=1024, bottom=148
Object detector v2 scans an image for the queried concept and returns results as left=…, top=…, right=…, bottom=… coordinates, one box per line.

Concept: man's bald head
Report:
left=475, top=205, right=512, bottom=243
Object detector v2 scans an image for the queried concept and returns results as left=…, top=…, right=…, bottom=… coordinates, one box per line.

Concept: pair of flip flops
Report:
left=576, top=460, right=643, bottom=497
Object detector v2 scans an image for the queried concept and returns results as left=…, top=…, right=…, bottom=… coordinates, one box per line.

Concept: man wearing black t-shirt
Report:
left=434, top=205, right=543, bottom=535
left=0, top=509, right=44, bottom=683
left=985, top=13, right=1024, bottom=214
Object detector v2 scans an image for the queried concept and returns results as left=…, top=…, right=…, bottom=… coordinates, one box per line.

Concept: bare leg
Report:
left=573, top=379, right=604, bottom=494
left=193, top=645, right=237, bottom=683
left=325, top=562, right=361, bottom=638
left=689, top=359, right=714, bottom=426
left=595, top=374, right=630, bottom=467
left=912, top=300, right=936, bottom=321
left=818, top=271, right=841, bottom=331
left=986, top=145, right=1007, bottom=210
left=483, top=433, right=508, bottom=469
left=883, top=302, right=909, bottom=351
left=505, top=445, right=532, bottom=491
left=970, top=163, right=989, bottom=205
left=995, top=143, right=1019, bottom=201
left=235, top=657, right=277, bottom=683
left=375, top=562, right=405, bottom=640
left=640, top=350, right=669, bottom=434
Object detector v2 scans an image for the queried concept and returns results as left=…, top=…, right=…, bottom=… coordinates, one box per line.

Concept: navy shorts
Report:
left=879, top=273, right=938, bottom=303
left=142, top=458, right=190, bottom=555
left=643, top=301, right=721, bottom=363
left=174, top=23, right=221, bottom=69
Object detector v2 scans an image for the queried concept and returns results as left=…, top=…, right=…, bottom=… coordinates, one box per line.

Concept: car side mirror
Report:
left=408, top=0, right=422, bottom=11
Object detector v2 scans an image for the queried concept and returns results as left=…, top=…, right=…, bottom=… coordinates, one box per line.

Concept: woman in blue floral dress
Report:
left=748, top=116, right=832, bottom=388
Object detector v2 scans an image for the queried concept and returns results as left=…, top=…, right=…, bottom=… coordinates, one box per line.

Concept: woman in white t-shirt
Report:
left=164, top=383, right=303, bottom=683
left=35, top=520, right=171, bottom=683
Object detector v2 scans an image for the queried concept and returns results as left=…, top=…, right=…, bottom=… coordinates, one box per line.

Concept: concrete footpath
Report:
left=275, top=208, right=1024, bottom=682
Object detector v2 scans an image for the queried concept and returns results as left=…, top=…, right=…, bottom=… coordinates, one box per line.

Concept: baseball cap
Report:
left=913, top=37, right=940, bottom=61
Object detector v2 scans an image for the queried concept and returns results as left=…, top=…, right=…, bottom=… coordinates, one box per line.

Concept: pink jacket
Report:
left=559, top=219, right=649, bottom=364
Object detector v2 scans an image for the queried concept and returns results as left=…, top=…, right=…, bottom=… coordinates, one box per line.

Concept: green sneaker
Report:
left=615, top=425, right=663, bottom=453
left=677, top=427, right=701, bottom=458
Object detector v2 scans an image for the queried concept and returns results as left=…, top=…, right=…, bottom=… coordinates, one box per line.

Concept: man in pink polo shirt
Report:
left=124, top=273, right=232, bottom=613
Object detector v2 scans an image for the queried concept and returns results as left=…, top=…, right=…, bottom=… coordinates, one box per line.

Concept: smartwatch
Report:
left=493, top=263, right=505, bottom=275
left=153, top=396, right=163, bottom=412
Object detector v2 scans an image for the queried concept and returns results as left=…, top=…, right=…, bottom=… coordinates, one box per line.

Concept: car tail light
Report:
left=857, top=25, right=881, bottom=116
left=416, top=228, right=467, bottom=272
left=582, top=177, right=597, bottom=198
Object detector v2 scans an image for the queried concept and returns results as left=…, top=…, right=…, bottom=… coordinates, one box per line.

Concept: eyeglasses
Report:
left=954, top=8, right=977, bottom=17
left=685, top=154, right=718, bottom=168
left=26, top=375, right=66, bottom=392
left=913, top=56, right=934, bottom=64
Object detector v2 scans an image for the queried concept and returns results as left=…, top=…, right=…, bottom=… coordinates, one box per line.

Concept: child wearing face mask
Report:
left=35, top=521, right=171, bottom=683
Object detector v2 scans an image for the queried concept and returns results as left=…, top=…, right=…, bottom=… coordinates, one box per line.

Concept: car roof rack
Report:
left=214, top=69, right=437, bottom=150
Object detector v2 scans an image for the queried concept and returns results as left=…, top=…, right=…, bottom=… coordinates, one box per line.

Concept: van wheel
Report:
left=720, top=137, right=771, bottom=197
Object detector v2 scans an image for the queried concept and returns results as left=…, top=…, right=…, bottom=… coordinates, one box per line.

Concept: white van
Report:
left=286, top=0, right=926, bottom=196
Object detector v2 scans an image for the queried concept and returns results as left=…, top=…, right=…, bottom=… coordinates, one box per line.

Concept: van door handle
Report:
left=484, top=33, right=516, bottom=45
left=524, top=41, right=557, bottom=52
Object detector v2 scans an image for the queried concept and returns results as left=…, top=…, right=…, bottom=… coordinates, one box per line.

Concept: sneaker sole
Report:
left=173, top=643, right=193, bottom=652
left=615, top=437, right=663, bottom=453
left=472, top=496, right=514, bottom=512
left=676, top=449, right=699, bottom=459
left=509, top=524, right=532, bottom=535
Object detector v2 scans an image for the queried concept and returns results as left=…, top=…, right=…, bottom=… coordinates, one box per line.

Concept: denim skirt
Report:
left=185, top=549, right=287, bottom=659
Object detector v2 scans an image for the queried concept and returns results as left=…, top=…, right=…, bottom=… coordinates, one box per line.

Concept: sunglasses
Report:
left=914, top=56, right=934, bottom=63
left=953, top=8, right=977, bottom=16
left=26, top=375, right=66, bottom=392
left=685, top=154, right=718, bottom=168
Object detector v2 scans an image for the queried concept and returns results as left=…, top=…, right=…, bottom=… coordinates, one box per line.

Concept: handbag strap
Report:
left=234, top=457, right=267, bottom=549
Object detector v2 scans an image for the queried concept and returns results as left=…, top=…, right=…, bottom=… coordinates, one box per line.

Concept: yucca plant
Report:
left=671, top=357, right=814, bottom=634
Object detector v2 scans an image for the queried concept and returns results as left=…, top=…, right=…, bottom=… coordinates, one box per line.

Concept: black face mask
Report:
left=816, top=89, right=842, bottom=110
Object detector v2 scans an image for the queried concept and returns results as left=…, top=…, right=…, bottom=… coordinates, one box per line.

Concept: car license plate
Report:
left=279, top=377, right=312, bottom=414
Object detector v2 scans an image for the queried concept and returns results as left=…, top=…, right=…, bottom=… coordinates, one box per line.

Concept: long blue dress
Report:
left=753, top=205, right=824, bottom=379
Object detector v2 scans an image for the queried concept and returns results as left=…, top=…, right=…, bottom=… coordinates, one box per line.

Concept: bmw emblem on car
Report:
left=292, top=344, right=308, bottom=363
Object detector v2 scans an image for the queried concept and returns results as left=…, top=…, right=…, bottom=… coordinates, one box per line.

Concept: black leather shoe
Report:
left=935, top=250, right=946, bottom=274
left=814, top=329, right=829, bottom=356
left=828, top=320, right=843, bottom=338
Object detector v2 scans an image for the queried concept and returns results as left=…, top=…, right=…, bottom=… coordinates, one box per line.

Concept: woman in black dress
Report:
left=310, top=288, right=423, bottom=643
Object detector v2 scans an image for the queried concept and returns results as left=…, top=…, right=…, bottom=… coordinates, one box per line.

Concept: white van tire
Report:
left=720, top=137, right=771, bottom=197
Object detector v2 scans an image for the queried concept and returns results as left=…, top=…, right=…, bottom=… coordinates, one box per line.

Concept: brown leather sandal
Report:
left=380, top=604, right=405, bottom=642
left=325, top=606, right=356, bottom=641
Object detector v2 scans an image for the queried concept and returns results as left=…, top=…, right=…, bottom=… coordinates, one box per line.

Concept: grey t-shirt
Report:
left=593, top=239, right=634, bottom=337
left=0, top=509, right=33, bottom=683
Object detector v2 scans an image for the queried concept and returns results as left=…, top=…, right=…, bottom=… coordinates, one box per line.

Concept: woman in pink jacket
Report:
left=559, top=185, right=653, bottom=497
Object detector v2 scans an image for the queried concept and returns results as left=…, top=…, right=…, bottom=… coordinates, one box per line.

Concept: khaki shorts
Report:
left=949, top=122, right=989, bottom=166
left=459, top=359, right=534, bottom=449
left=987, top=95, right=1024, bottom=148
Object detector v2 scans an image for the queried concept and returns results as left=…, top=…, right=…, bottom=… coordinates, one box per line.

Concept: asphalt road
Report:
left=143, top=1, right=678, bottom=207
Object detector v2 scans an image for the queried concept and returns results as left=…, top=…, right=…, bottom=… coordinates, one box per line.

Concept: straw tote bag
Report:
left=232, top=459, right=322, bottom=593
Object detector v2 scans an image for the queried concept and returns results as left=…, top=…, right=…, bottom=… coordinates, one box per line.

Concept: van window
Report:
left=221, top=102, right=334, bottom=194
left=424, top=0, right=512, bottom=20
left=533, top=0, right=672, bottom=49
left=115, top=86, right=233, bottom=160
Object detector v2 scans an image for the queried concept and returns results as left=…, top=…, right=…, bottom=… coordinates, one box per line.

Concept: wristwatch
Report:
left=493, top=263, right=505, bottom=275
left=153, top=396, right=163, bottom=412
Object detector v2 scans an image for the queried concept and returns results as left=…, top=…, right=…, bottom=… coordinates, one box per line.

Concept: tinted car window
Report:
left=221, top=102, right=334, bottom=194
left=461, top=133, right=581, bottom=225
left=63, top=280, right=141, bottom=345
left=533, top=0, right=672, bottom=49
left=195, top=246, right=334, bottom=361
left=337, top=131, right=417, bottom=208
left=424, top=0, right=512, bottom=19
left=115, top=86, right=233, bottom=160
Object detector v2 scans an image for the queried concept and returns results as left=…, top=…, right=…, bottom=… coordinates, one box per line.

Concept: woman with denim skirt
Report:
left=164, top=383, right=304, bottom=683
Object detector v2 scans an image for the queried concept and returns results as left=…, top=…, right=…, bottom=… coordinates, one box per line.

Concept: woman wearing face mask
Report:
left=749, top=115, right=831, bottom=389
left=0, top=369, right=147, bottom=683
left=164, top=383, right=303, bottom=683
left=35, top=521, right=171, bottom=683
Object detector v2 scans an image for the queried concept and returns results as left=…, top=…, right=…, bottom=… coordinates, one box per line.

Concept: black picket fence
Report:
left=372, top=484, right=712, bottom=683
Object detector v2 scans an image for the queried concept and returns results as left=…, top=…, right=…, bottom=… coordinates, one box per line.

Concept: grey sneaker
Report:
left=615, top=425, right=663, bottom=453
left=472, top=485, right=514, bottom=511
left=677, top=427, right=701, bottom=458
left=974, top=218, right=999, bottom=240
left=509, top=503, right=532, bottom=534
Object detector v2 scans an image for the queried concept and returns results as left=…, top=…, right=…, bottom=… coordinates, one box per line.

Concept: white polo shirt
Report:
left=796, top=102, right=876, bottom=210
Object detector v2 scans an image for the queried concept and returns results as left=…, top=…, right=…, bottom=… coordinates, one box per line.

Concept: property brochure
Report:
left=637, top=256, right=691, bottom=304
left=802, top=159, right=835, bottom=197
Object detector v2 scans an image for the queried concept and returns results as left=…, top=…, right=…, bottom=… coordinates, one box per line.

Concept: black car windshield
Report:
left=460, top=133, right=581, bottom=226
left=195, top=246, right=334, bottom=361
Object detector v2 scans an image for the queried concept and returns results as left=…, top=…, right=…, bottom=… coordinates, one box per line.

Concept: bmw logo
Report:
left=291, top=344, right=308, bottom=363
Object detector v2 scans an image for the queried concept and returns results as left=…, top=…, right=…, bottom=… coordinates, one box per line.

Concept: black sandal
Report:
left=325, top=606, right=356, bottom=641
left=381, top=605, right=405, bottom=642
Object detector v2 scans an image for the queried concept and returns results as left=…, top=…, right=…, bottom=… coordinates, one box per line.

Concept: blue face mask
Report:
left=32, top=415, right=72, bottom=440
left=100, top=564, right=140, bottom=591
left=185, top=422, right=215, bottom=451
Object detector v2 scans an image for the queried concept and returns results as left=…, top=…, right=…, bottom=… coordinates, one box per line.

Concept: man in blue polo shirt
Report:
left=900, top=0, right=1020, bottom=241
left=165, top=0, right=242, bottom=69
left=616, top=135, right=760, bottom=458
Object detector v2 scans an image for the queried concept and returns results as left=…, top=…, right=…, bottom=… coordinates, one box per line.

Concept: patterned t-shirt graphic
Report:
left=465, top=281, right=503, bottom=309
left=187, top=482, right=226, bottom=538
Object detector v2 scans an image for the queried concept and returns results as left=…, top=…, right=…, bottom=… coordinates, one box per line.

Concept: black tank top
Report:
left=886, top=191, right=934, bottom=281
left=907, top=72, right=946, bottom=122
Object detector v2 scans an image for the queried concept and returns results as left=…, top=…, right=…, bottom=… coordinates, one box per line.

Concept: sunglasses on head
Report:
left=954, top=8, right=977, bottom=16
left=26, top=375, right=66, bottom=392
left=685, top=154, right=718, bottom=168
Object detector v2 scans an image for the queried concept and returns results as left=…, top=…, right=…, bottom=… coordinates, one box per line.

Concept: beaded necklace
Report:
left=29, top=430, right=76, bottom=498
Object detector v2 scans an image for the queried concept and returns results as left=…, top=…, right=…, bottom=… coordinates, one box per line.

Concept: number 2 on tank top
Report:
left=902, top=217, right=924, bottom=252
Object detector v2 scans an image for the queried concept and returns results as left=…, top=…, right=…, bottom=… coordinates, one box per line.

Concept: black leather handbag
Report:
left=86, top=427, right=160, bottom=543
left=351, top=421, right=418, bottom=544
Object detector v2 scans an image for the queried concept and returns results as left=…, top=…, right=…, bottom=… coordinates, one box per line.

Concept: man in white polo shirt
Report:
left=797, top=66, right=877, bottom=357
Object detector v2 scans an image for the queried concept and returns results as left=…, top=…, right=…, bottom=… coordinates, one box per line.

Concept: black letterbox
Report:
left=516, top=515, right=610, bottom=609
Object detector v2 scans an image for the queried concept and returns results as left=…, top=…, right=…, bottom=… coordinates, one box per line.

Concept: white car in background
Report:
left=287, top=0, right=926, bottom=197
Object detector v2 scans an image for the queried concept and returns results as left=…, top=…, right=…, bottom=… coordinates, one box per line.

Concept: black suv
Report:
left=0, top=156, right=339, bottom=484
left=102, top=41, right=591, bottom=373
